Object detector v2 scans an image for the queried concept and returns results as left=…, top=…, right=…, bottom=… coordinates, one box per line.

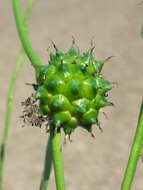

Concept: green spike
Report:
left=82, top=108, right=98, bottom=125
left=96, top=76, right=112, bottom=94
left=72, top=98, right=90, bottom=115
left=45, top=76, right=65, bottom=94
left=63, top=47, right=78, bottom=63
left=82, top=78, right=97, bottom=99
left=36, top=86, right=52, bottom=104
left=91, top=94, right=113, bottom=109
left=65, top=79, right=83, bottom=101
left=92, top=60, right=104, bottom=73
left=36, top=65, right=49, bottom=84
left=63, top=117, right=78, bottom=135
left=53, top=111, right=71, bottom=128
left=49, top=94, right=71, bottom=112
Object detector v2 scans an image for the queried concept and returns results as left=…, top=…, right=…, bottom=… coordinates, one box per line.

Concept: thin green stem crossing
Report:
left=12, top=0, right=43, bottom=68
left=0, top=1, right=34, bottom=190
left=39, top=135, right=52, bottom=190
left=50, top=128, right=66, bottom=190
left=121, top=100, right=143, bottom=190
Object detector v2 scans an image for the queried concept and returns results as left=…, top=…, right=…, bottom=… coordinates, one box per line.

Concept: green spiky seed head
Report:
left=33, top=45, right=113, bottom=136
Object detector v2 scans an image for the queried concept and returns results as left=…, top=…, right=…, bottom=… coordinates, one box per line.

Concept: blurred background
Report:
left=0, top=0, right=143, bottom=189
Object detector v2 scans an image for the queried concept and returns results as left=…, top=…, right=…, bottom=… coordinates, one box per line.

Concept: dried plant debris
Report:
left=21, top=94, right=49, bottom=130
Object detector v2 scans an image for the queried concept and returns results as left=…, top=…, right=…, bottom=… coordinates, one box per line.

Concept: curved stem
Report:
left=121, top=100, right=143, bottom=190
left=50, top=128, right=66, bottom=190
left=39, top=135, right=52, bottom=190
left=0, top=49, right=25, bottom=190
left=0, top=1, right=34, bottom=190
left=12, top=0, right=43, bottom=68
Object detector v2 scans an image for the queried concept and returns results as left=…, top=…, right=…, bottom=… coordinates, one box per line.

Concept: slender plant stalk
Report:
left=39, top=135, right=52, bottom=190
left=50, top=128, right=66, bottom=190
left=121, top=99, right=143, bottom=190
left=13, top=1, right=65, bottom=189
left=12, top=1, right=53, bottom=190
left=0, top=1, right=34, bottom=190
left=0, top=48, right=25, bottom=189
left=12, top=0, right=43, bottom=68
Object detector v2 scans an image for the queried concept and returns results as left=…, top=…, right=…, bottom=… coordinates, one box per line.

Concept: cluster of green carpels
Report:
left=34, top=46, right=113, bottom=136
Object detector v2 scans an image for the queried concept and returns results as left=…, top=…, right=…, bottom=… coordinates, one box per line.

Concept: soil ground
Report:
left=0, top=0, right=143, bottom=190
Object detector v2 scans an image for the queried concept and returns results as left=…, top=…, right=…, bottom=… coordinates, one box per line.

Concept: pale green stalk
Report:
left=12, top=0, right=43, bottom=68
left=50, top=128, right=66, bottom=190
left=39, top=135, right=52, bottom=190
left=0, top=1, right=34, bottom=190
left=12, top=1, right=65, bottom=190
left=121, top=100, right=143, bottom=190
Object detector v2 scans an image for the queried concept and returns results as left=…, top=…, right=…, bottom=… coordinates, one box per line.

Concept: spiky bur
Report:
left=21, top=44, right=113, bottom=139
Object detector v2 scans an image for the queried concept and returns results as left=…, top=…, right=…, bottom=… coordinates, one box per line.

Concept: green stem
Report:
left=0, top=49, right=25, bottom=190
left=39, top=136, right=52, bottom=190
left=121, top=100, right=143, bottom=190
left=0, top=1, right=34, bottom=190
left=12, top=0, right=43, bottom=68
left=12, top=1, right=52, bottom=190
left=50, top=128, right=66, bottom=190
